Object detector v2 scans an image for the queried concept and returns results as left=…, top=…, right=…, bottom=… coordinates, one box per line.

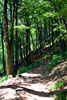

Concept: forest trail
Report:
left=0, top=64, right=54, bottom=100
left=0, top=59, right=67, bottom=100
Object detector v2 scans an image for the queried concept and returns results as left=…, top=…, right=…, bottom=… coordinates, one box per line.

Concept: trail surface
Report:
left=0, top=60, right=67, bottom=100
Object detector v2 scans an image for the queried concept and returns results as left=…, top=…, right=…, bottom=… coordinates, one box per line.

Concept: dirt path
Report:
left=0, top=56, right=67, bottom=100
left=0, top=63, right=55, bottom=100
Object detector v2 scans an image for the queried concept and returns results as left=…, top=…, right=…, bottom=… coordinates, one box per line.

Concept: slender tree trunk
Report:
left=10, top=0, right=12, bottom=22
left=10, top=0, right=14, bottom=72
left=26, top=28, right=30, bottom=66
left=48, top=20, right=52, bottom=54
left=23, top=34, right=26, bottom=59
left=19, top=38, right=23, bottom=60
left=36, top=29, right=38, bottom=50
left=39, top=27, right=42, bottom=55
left=15, top=1, right=18, bottom=73
left=37, top=27, right=40, bottom=49
left=1, top=23, right=6, bottom=75
left=4, top=0, right=15, bottom=75
left=44, top=21, right=47, bottom=42
left=25, top=19, right=31, bottom=66
left=51, top=19, right=54, bottom=54
left=11, top=0, right=15, bottom=76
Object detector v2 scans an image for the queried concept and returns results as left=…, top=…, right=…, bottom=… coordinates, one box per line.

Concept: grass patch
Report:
left=49, top=78, right=67, bottom=100
left=49, top=78, right=67, bottom=91
left=0, top=75, right=12, bottom=83
left=17, top=61, right=42, bottom=74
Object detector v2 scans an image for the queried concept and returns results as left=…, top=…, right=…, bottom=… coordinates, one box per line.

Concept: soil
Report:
left=0, top=60, right=67, bottom=100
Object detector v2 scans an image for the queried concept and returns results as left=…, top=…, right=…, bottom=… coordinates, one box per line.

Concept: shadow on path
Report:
left=0, top=85, right=18, bottom=89
left=16, top=86, right=67, bottom=97
left=0, top=84, right=67, bottom=97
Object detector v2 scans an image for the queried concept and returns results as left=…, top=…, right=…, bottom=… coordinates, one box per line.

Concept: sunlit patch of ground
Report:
left=0, top=88, right=16, bottom=100
left=21, top=73, right=41, bottom=78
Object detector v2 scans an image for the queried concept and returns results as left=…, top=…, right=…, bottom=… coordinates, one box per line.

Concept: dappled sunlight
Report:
left=0, top=60, right=67, bottom=100
left=21, top=73, right=41, bottom=78
left=21, top=83, right=49, bottom=92
left=0, top=88, right=17, bottom=100
left=0, top=0, right=67, bottom=99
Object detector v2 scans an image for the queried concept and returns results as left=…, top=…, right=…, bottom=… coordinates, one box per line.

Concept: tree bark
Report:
left=26, top=28, right=30, bottom=66
left=15, top=0, right=18, bottom=73
left=4, top=0, right=15, bottom=75
left=1, top=23, right=6, bottom=75
left=39, top=27, right=42, bottom=55
left=19, top=38, right=23, bottom=60
left=51, top=19, right=54, bottom=54
left=6, top=42, right=14, bottom=75
left=44, top=21, right=47, bottom=42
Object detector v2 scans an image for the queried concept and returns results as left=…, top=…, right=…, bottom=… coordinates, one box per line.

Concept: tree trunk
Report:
left=51, top=19, right=54, bottom=54
left=10, top=0, right=14, bottom=72
left=26, top=28, right=30, bottom=66
left=4, top=0, right=15, bottom=75
left=6, top=42, right=13, bottom=75
left=23, top=33, right=26, bottom=59
left=48, top=20, right=52, bottom=54
left=15, top=0, right=18, bottom=73
left=44, top=21, right=47, bottom=42
left=36, top=29, right=38, bottom=50
left=1, top=23, right=6, bottom=75
left=26, top=19, right=30, bottom=66
left=39, top=27, right=42, bottom=55
left=19, top=38, right=23, bottom=60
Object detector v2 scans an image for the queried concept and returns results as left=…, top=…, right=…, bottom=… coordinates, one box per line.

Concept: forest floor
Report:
left=0, top=58, right=67, bottom=100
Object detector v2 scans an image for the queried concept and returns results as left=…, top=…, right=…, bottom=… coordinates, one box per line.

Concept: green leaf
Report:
left=14, top=25, right=29, bottom=30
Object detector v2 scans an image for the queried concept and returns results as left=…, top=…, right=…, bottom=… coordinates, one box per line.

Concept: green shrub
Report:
left=55, top=91, right=67, bottom=100
left=64, top=51, right=67, bottom=58
left=49, top=79, right=67, bottom=91
left=49, top=79, right=67, bottom=100
left=48, top=54, right=62, bottom=67
left=45, top=54, right=62, bottom=74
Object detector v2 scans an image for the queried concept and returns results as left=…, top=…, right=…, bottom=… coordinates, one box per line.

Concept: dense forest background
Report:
left=0, top=0, right=67, bottom=76
left=0, top=0, right=67, bottom=100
